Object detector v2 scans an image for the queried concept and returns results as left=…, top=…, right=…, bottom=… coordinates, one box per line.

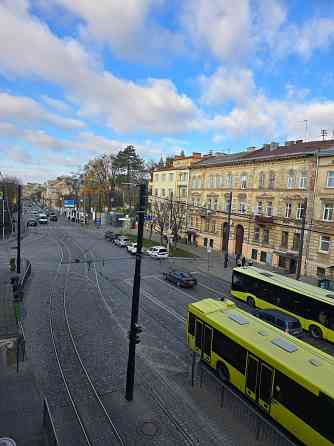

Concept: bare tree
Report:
left=150, top=198, right=169, bottom=244
left=170, top=199, right=188, bottom=247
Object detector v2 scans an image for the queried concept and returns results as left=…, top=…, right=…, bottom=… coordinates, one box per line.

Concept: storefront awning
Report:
left=273, top=250, right=298, bottom=259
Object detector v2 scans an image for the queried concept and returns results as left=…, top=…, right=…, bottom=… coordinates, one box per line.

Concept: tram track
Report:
left=48, top=232, right=125, bottom=446
left=89, top=245, right=228, bottom=446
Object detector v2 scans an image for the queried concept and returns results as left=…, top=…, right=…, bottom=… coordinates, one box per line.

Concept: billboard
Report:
left=64, top=199, right=77, bottom=208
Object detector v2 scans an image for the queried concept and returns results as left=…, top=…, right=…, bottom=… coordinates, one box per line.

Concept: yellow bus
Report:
left=187, top=298, right=334, bottom=446
left=231, top=266, right=334, bottom=342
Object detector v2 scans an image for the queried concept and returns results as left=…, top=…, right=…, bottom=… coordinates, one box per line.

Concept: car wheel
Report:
left=217, top=362, right=229, bottom=382
left=247, top=296, right=256, bottom=308
left=310, top=325, right=323, bottom=339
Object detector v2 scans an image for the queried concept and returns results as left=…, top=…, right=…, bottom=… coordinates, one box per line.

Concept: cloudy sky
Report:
left=1, top=0, right=334, bottom=182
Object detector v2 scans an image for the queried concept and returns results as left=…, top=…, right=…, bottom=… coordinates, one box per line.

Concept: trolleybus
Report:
left=187, top=298, right=334, bottom=446
left=231, top=266, right=334, bottom=342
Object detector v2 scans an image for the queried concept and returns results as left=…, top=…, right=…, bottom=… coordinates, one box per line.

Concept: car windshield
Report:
left=180, top=272, right=192, bottom=278
left=288, top=320, right=301, bottom=329
left=159, top=249, right=167, bottom=253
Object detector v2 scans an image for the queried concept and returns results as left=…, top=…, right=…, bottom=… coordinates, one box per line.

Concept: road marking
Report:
left=150, top=276, right=198, bottom=301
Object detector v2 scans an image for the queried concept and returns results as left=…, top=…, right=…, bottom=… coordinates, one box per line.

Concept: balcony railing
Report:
left=255, top=215, right=274, bottom=224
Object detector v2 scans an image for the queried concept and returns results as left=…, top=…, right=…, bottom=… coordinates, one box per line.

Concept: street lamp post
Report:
left=0, top=172, right=5, bottom=240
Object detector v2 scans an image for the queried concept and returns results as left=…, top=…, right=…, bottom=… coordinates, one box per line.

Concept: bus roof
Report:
left=234, top=266, right=334, bottom=305
left=189, top=298, right=334, bottom=397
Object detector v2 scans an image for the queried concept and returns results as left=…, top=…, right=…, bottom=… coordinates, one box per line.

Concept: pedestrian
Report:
left=224, top=251, right=229, bottom=268
left=241, top=256, right=246, bottom=266
left=235, top=253, right=240, bottom=265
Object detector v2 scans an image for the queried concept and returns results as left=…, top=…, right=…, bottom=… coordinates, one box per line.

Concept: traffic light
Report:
left=134, top=324, right=143, bottom=344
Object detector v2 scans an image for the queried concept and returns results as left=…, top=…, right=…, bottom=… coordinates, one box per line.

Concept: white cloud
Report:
left=199, top=67, right=256, bottom=106
left=0, top=2, right=197, bottom=134
left=41, top=95, right=73, bottom=113
left=182, top=0, right=252, bottom=62
left=0, top=92, right=85, bottom=130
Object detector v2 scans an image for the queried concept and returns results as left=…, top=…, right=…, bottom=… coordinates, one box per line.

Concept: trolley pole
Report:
left=17, top=184, right=22, bottom=274
left=296, top=198, right=307, bottom=280
left=125, top=182, right=147, bottom=402
left=224, top=191, right=232, bottom=268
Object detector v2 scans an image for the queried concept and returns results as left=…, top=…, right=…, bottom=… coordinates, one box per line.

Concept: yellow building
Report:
left=187, top=140, right=334, bottom=279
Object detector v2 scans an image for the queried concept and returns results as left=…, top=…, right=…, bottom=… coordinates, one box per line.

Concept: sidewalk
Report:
left=0, top=246, right=46, bottom=445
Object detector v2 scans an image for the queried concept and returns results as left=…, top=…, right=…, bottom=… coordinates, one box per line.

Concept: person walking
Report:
left=241, top=256, right=246, bottom=266
left=224, top=251, right=229, bottom=268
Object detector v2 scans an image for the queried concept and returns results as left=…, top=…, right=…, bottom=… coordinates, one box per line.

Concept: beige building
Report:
left=44, top=177, right=74, bottom=209
left=187, top=139, right=334, bottom=279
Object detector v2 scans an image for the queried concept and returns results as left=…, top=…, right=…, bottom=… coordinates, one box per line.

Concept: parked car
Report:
left=146, top=246, right=169, bottom=258
left=38, top=216, right=48, bottom=224
left=127, top=243, right=137, bottom=254
left=253, top=309, right=303, bottom=337
left=27, top=219, right=37, bottom=227
left=115, top=236, right=129, bottom=247
left=163, top=271, right=197, bottom=288
left=104, top=230, right=114, bottom=240
left=50, top=214, right=58, bottom=222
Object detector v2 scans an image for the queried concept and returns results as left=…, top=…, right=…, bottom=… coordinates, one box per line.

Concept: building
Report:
left=43, top=177, right=74, bottom=209
left=186, top=139, right=334, bottom=279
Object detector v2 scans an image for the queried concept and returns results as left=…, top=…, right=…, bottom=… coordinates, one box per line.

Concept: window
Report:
left=287, top=170, right=295, bottom=189
left=254, top=225, right=260, bottom=241
left=212, top=329, right=246, bottom=373
left=227, top=174, right=233, bottom=187
left=281, top=231, right=289, bottom=248
left=320, top=236, right=330, bottom=253
left=251, top=249, right=258, bottom=260
left=169, top=173, right=174, bottom=181
left=260, top=251, right=267, bottom=262
left=259, top=172, right=265, bottom=189
left=266, top=201, right=273, bottom=217
left=207, top=198, right=212, bottom=209
left=269, top=172, right=275, bottom=190
left=240, top=174, right=247, bottom=189
left=154, top=189, right=158, bottom=196
left=292, top=233, right=300, bottom=251
left=168, top=189, right=173, bottom=198
left=225, top=194, right=231, bottom=212
left=296, top=201, right=305, bottom=220
left=161, top=188, right=166, bottom=197
left=256, top=201, right=263, bottom=214
left=217, top=175, right=224, bottom=188
left=323, top=203, right=334, bottom=221
left=263, top=228, right=269, bottom=244
left=299, top=172, right=307, bottom=189
left=208, top=175, right=214, bottom=188
left=317, top=267, right=326, bottom=277
left=285, top=202, right=292, bottom=218
left=327, top=171, right=334, bottom=188
left=239, top=202, right=246, bottom=214
left=162, top=174, right=166, bottom=182
left=213, top=198, right=218, bottom=210
left=278, top=256, right=287, bottom=268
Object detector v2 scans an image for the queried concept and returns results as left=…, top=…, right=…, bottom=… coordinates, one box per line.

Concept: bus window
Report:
left=259, top=364, right=274, bottom=406
left=318, top=311, right=329, bottom=327
left=188, top=313, right=195, bottom=335
left=195, top=320, right=203, bottom=349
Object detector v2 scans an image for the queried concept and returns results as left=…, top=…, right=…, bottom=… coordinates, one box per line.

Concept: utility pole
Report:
left=17, top=184, right=22, bottom=274
left=167, top=191, right=173, bottom=255
left=125, top=182, right=146, bottom=402
left=321, top=129, right=328, bottom=141
left=296, top=198, right=307, bottom=280
left=224, top=191, right=232, bottom=268
left=1, top=180, right=4, bottom=240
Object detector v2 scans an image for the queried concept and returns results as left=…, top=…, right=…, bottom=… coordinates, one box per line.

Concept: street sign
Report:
left=95, top=218, right=101, bottom=225
left=64, top=199, right=77, bottom=208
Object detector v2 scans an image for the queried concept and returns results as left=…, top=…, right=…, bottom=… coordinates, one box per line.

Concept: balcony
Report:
left=255, top=214, right=274, bottom=224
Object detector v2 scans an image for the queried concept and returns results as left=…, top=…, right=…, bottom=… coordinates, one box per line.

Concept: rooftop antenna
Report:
left=321, top=129, right=328, bottom=141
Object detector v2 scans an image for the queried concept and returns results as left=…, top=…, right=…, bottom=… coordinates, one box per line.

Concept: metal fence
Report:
left=193, top=356, right=297, bottom=446
left=43, top=398, right=60, bottom=446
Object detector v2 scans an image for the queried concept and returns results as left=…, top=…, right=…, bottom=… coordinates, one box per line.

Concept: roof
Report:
left=234, top=266, right=334, bottom=304
left=192, top=140, right=334, bottom=169
left=189, top=298, right=334, bottom=396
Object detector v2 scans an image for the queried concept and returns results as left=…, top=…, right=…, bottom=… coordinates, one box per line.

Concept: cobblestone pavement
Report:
left=17, top=218, right=321, bottom=445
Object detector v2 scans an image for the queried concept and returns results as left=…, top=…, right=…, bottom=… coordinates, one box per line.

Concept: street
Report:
left=19, top=217, right=330, bottom=445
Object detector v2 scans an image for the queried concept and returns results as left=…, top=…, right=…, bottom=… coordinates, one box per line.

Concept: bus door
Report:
left=245, top=354, right=259, bottom=401
left=202, top=325, right=213, bottom=362
left=258, top=363, right=274, bottom=414
left=195, top=320, right=203, bottom=352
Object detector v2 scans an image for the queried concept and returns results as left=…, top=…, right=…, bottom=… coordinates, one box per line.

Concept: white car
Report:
left=127, top=243, right=137, bottom=254
left=38, top=216, right=48, bottom=224
left=146, top=246, right=169, bottom=258
left=115, top=237, right=129, bottom=247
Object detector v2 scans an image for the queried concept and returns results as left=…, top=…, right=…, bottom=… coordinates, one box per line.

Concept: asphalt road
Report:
left=19, top=217, right=331, bottom=446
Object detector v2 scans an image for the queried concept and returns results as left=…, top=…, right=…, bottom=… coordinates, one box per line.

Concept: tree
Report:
left=180, top=149, right=185, bottom=157
left=150, top=198, right=169, bottom=244
left=170, top=199, right=188, bottom=246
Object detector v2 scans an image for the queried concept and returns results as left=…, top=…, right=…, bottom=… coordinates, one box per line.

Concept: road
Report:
left=19, top=217, right=329, bottom=445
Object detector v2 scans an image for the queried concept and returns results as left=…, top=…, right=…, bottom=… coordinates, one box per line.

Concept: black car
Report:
left=27, top=219, right=37, bottom=227
left=162, top=271, right=197, bottom=288
left=50, top=214, right=58, bottom=222
left=104, top=230, right=114, bottom=240
left=253, top=309, right=303, bottom=337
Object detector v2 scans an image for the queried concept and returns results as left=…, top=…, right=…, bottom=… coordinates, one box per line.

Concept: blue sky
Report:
left=2, top=0, right=334, bottom=182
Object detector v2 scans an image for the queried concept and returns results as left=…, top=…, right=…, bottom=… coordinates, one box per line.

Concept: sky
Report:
left=2, top=0, right=334, bottom=183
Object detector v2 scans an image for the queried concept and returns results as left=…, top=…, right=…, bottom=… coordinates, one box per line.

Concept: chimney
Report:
left=295, top=139, right=303, bottom=143
left=192, top=152, right=202, bottom=159
left=285, top=140, right=295, bottom=146
left=269, top=141, right=279, bottom=151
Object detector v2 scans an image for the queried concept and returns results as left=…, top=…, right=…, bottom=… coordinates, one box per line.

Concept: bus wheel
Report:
left=217, top=362, right=229, bottom=382
left=310, top=325, right=323, bottom=339
left=247, top=296, right=255, bottom=308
